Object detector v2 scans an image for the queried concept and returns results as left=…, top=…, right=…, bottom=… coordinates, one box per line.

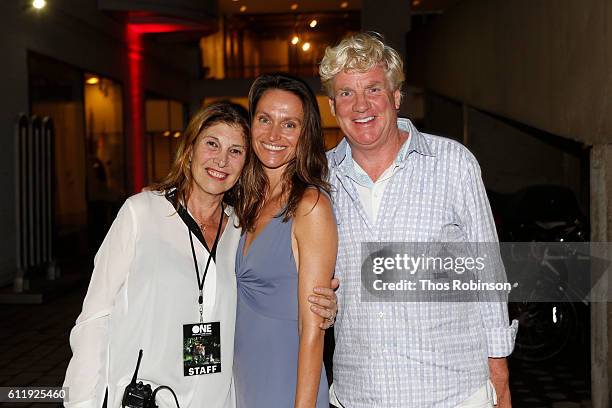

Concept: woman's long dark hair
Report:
left=236, top=73, right=330, bottom=232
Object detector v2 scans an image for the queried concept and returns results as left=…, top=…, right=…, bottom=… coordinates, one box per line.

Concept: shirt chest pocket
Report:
left=384, top=189, right=463, bottom=242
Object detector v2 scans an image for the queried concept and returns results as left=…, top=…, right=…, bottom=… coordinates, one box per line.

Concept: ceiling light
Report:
left=85, top=77, right=100, bottom=85
left=173, top=131, right=181, bottom=138
left=290, top=3, right=298, bottom=10
left=32, top=0, right=46, bottom=9
left=162, top=130, right=171, bottom=137
left=412, top=0, right=421, bottom=5
left=291, top=36, right=300, bottom=45
left=302, top=42, right=311, bottom=52
left=340, top=1, right=348, bottom=8
left=239, top=5, right=247, bottom=12
left=309, top=19, right=317, bottom=28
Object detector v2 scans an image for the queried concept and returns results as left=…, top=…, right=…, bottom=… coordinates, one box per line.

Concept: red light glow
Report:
left=128, top=23, right=192, bottom=34
left=127, top=24, right=145, bottom=192
left=126, top=22, right=196, bottom=192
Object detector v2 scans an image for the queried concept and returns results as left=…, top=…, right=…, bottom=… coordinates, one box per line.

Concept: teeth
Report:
left=354, top=116, right=375, bottom=123
left=207, top=169, right=227, bottom=179
left=262, top=142, right=286, bottom=151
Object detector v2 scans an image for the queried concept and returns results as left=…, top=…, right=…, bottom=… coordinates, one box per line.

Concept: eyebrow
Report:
left=284, top=116, right=303, bottom=124
left=199, top=134, right=219, bottom=143
left=337, top=81, right=385, bottom=91
left=255, top=110, right=303, bottom=124
left=202, top=135, right=244, bottom=148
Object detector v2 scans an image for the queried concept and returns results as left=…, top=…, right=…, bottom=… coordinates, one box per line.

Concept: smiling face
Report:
left=190, top=122, right=247, bottom=198
left=251, top=89, right=304, bottom=172
left=329, top=64, right=401, bottom=152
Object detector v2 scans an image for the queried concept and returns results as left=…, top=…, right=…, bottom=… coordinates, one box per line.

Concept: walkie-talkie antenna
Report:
left=130, top=349, right=144, bottom=385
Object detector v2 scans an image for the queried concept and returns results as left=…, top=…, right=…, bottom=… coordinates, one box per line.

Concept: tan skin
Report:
left=330, top=66, right=510, bottom=407
left=245, top=89, right=338, bottom=408
left=186, top=122, right=245, bottom=244
left=186, top=121, right=339, bottom=329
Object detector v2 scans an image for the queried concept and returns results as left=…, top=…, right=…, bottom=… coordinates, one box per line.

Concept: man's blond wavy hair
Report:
left=319, top=32, right=405, bottom=97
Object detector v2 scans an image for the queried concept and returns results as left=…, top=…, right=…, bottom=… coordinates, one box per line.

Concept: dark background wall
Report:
left=417, top=0, right=611, bottom=146
left=0, top=0, right=196, bottom=285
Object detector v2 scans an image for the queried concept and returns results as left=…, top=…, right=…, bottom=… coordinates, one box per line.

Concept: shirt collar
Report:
left=330, top=117, right=435, bottom=170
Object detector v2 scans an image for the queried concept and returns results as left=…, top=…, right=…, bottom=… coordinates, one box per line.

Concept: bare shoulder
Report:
left=293, top=188, right=337, bottom=254
left=295, top=188, right=333, bottom=219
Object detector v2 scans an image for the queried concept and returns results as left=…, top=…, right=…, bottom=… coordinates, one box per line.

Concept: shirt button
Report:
left=378, top=311, right=384, bottom=318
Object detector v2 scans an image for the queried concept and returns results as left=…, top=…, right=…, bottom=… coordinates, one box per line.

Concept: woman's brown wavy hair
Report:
left=235, top=73, right=330, bottom=232
left=150, top=101, right=250, bottom=209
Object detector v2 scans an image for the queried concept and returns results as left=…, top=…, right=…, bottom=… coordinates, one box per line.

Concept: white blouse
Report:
left=63, top=191, right=239, bottom=408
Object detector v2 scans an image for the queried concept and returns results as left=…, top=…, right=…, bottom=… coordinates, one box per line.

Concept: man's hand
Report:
left=488, top=357, right=511, bottom=407
left=309, top=277, right=339, bottom=329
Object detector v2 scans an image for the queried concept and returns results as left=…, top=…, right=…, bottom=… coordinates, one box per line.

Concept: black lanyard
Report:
left=188, top=204, right=224, bottom=322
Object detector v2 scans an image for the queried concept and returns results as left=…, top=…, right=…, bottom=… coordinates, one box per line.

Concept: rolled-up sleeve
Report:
left=485, top=319, right=519, bottom=357
left=459, top=153, right=518, bottom=358
left=63, top=200, right=137, bottom=407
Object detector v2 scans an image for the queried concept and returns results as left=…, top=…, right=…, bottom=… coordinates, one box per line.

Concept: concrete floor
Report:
left=0, top=284, right=83, bottom=408
left=0, top=282, right=593, bottom=408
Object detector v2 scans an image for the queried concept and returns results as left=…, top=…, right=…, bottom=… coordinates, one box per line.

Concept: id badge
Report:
left=183, top=322, right=221, bottom=376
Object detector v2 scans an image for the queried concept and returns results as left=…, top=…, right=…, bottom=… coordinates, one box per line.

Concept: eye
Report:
left=257, top=115, right=270, bottom=124
left=339, top=90, right=352, bottom=97
left=368, top=87, right=382, bottom=93
left=283, top=121, right=298, bottom=129
left=206, top=139, right=219, bottom=149
left=229, top=148, right=244, bottom=155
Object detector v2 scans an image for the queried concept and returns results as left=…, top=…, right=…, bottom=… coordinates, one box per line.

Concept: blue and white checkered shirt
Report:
left=328, top=118, right=518, bottom=408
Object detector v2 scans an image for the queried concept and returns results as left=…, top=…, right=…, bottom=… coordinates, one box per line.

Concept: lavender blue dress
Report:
left=234, top=215, right=329, bottom=408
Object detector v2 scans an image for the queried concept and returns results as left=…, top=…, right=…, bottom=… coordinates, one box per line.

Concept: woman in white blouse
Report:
left=63, top=102, right=337, bottom=408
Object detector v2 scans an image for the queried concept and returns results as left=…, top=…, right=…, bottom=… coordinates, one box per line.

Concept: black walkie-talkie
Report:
left=121, top=350, right=154, bottom=408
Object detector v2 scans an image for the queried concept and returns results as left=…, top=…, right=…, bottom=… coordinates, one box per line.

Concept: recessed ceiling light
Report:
left=239, top=5, right=247, bottom=12
left=412, top=0, right=421, bottom=6
left=340, top=1, right=348, bottom=9
left=291, top=36, right=300, bottom=45
left=32, top=0, right=46, bottom=9
left=302, top=42, right=311, bottom=52
left=309, top=19, right=317, bottom=28
left=85, top=77, right=100, bottom=85
left=173, top=131, right=181, bottom=138
left=290, top=3, right=299, bottom=10
left=163, top=130, right=171, bottom=137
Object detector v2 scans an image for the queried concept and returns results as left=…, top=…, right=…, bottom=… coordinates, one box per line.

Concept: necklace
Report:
left=191, top=206, right=223, bottom=234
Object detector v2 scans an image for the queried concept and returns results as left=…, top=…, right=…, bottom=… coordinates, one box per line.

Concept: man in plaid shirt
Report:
left=320, top=32, right=518, bottom=408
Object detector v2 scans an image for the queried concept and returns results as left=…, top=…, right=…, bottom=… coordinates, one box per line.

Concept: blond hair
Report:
left=319, top=32, right=405, bottom=96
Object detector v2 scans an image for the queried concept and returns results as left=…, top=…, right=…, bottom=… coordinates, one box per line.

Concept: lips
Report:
left=206, top=168, right=228, bottom=180
left=353, top=116, right=375, bottom=124
left=261, top=142, right=287, bottom=152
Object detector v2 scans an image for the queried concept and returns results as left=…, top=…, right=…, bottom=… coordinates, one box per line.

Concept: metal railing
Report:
left=14, top=114, right=57, bottom=292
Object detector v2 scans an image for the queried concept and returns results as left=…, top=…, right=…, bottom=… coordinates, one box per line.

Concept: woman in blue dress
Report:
left=233, top=74, right=337, bottom=408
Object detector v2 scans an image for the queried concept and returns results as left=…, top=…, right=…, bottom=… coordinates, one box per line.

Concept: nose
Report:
left=352, top=90, right=370, bottom=113
left=268, top=124, right=281, bottom=142
left=215, top=151, right=229, bottom=167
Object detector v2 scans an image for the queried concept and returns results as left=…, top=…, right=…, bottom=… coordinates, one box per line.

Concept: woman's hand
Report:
left=309, top=277, right=339, bottom=329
